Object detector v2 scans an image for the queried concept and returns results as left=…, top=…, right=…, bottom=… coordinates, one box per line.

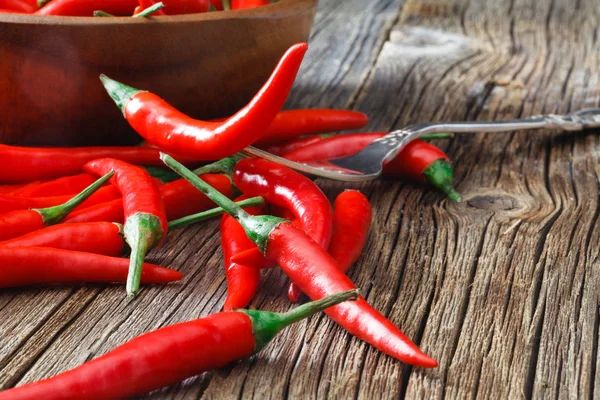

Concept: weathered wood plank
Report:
left=2, top=0, right=600, bottom=398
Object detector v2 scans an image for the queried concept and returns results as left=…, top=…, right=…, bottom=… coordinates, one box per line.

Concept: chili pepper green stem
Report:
left=422, top=159, right=462, bottom=202
left=37, top=171, right=114, bottom=225
left=168, top=197, right=265, bottom=230
left=161, top=154, right=285, bottom=252
left=37, top=0, right=51, bottom=7
left=93, top=10, right=115, bottom=16
left=134, top=2, right=164, bottom=18
left=192, top=154, right=245, bottom=179
left=99, top=75, right=144, bottom=114
left=124, top=213, right=165, bottom=298
left=222, top=0, right=231, bottom=10
left=240, top=289, right=359, bottom=352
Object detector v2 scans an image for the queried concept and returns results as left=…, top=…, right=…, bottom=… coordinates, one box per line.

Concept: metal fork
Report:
left=243, top=108, right=600, bottom=182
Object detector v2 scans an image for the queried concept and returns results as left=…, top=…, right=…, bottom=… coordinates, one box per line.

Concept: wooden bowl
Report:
left=0, top=0, right=318, bottom=146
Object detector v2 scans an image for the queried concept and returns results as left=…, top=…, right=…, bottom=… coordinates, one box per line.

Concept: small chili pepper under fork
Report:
left=243, top=107, right=600, bottom=182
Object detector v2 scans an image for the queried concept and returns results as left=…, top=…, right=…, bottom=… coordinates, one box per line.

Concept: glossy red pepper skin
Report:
left=63, top=174, right=233, bottom=224
left=0, top=222, right=125, bottom=256
left=0, top=0, right=34, bottom=12
left=0, top=247, right=181, bottom=288
left=0, top=144, right=187, bottom=184
left=220, top=196, right=264, bottom=311
left=231, top=0, right=268, bottom=9
left=101, top=43, right=307, bottom=160
left=36, top=0, right=138, bottom=15
left=256, top=109, right=369, bottom=146
left=162, top=0, right=209, bottom=14
left=284, top=134, right=461, bottom=201
left=232, top=158, right=333, bottom=296
left=16, top=173, right=98, bottom=197
left=261, top=135, right=325, bottom=157
left=0, top=193, right=73, bottom=213
left=0, top=182, right=40, bottom=195
left=0, top=211, right=48, bottom=241
left=266, top=223, right=437, bottom=368
left=328, top=190, right=372, bottom=274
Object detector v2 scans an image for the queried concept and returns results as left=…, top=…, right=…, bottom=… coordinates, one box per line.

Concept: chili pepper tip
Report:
left=100, top=74, right=144, bottom=113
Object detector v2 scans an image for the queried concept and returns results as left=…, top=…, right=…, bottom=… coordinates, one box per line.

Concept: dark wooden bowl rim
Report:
left=0, top=0, right=311, bottom=26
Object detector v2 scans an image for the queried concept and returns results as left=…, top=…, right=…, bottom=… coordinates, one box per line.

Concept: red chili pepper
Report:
left=161, top=0, right=209, bottom=14
left=285, top=133, right=461, bottom=202
left=0, top=144, right=193, bottom=184
left=16, top=173, right=98, bottom=197
left=232, top=158, right=333, bottom=301
left=220, top=195, right=265, bottom=311
left=84, top=159, right=167, bottom=298
left=0, top=290, right=356, bottom=399
left=162, top=155, right=438, bottom=368
left=328, top=190, right=372, bottom=274
left=0, top=222, right=125, bottom=257
left=0, top=0, right=34, bottom=12
left=100, top=43, right=308, bottom=160
left=256, top=109, right=369, bottom=146
left=0, top=247, right=181, bottom=289
left=36, top=0, right=138, bottom=15
left=0, top=172, right=113, bottom=241
left=231, top=0, right=268, bottom=10
left=261, top=135, right=325, bottom=157
left=0, top=182, right=41, bottom=195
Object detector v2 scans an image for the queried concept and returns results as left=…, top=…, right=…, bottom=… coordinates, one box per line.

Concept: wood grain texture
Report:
left=1, top=0, right=599, bottom=398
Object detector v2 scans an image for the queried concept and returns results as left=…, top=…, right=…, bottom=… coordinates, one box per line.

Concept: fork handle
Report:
left=409, top=109, right=600, bottom=137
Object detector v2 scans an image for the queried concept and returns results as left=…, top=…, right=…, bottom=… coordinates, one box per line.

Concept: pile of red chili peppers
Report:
left=1, top=0, right=280, bottom=16
left=0, top=42, right=463, bottom=397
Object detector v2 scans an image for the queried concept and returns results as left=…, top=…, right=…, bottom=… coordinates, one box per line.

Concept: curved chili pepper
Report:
left=162, top=154, right=438, bottom=368
left=221, top=195, right=265, bottom=311
left=64, top=173, right=233, bottom=224
left=0, top=290, right=356, bottom=400
left=16, top=173, right=98, bottom=197
left=100, top=43, right=307, bottom=160
left=231, top=0, right=268, bottom=10
left=0, top=172, right=113, bottom=242
left=256, top=109, right=369, bottom=146
left=36, top=0, right=138, bottom=15
left=232, top=158, right=333, bottom=301
left=285, top=134, right=461, bottom=202
left=0, top=222, right=125, bottom=257
left=0, top=247, right=181, bottom=289
left=0, top=193, right=74, bottom=213
left=0, top=144, right=193, bottom=184
left=0, top=0, right=34, bottom=12
left=85, top=159, right=167, bottom=298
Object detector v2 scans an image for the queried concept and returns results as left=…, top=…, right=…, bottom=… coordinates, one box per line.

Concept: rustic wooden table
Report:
left=2, top=0, right=599, bottom=398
